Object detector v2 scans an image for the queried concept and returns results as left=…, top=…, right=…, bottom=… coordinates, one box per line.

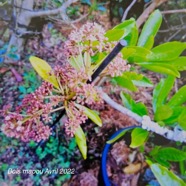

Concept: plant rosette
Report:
left=102, top=126, right=186, bottom=186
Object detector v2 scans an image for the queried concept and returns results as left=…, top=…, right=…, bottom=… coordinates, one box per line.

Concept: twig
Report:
left=136, top=0, right=168, bottom=28
left=161, top=9, right=186, bottom=14
left=99, top=88, right=186, bottom=143
left=159, top=25, right=186, bottom=33
left=121, top=0, right=137, bottom=22
left=27, top=0, right=78, bottom=22
left=167, top=29, right=181, bottom=42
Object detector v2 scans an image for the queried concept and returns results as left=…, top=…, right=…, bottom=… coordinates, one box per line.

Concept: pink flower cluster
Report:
left=53, top=65, right=102, bottom=135
left=1, top=22, right=130, bottom=142
left=65, top=102, right=88, bottom=137
left=64, top=22, right=106, bottom=57
left=64, top=22, right=130, bottom=77
left=1, top=64, right=103, bottom=140
left=1, top=82, right=61, bottom=142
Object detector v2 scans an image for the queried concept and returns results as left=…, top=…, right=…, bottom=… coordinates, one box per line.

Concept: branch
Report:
left=136, top=0, right=168, bottom=28
left=99, top=88, right=142, bottom=123
left=121, top=0, right=137, bottom=22
left=99, top=88, right=186, bottom=143
left=161, top=9, right=186, bottom=14
left=27, top=0, right=78, bottom=22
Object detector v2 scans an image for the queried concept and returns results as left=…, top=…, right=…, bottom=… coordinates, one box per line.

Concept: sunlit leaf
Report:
left=130, top=128, right=149, bottom=148
left=123, top=46, right=152, bottom=62
left=138, top=10, right=162, bottom=49
left=113, top=76, right=138, bottom=92
left=167, top=85, right=186, bottom=107
left=147, top=42, right=186, bottom=61
left=148, top=162, right=186, bottom=186
left=138, top=63, right=180, bottom=77
left=76, top=104, right=102, bottom=127
left=152, top=76, right=175, bottom=112
left=105, top=29, right=125, bottom=41
left=29, top=56, right=59, bottom=89
left=154, top=105, right=173, bottom=121
left=75, top=126, right=87, bottom=159
left=106, top=128, right=131, bottom=144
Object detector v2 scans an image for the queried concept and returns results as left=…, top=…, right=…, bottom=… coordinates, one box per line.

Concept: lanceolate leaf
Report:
left=113, top=76, right=138, bottom=92
left=169, top=57, right=186, bottom=71
left=105, top=29, right=125, bottom=41
left=75, top=126, right=87, bottom=159
left=148, top=163, right=186, bottom=186
left=138, top=63, right=180, bottom=77
left=124, top=27, right=138, bottom=46
left=163, top=106, right=186, bottom=125
left=114, top=18, right=137, bottom=42
left=137, top=10, right=162, bottom=49
left=120, top=92, right=148, bottom=116
left=147, top=42, right=186, bottom=62
left=107, top=128, right=131, bottom=144
left=152, top=76, right=175, bottom=112
left=167, top=85, right=186, bottom=107
left=130, top=128, right=149, bottom=148
left=29, top=56, right=59, bottom=89
left=157, top=147, right=186, bottom=162
left=154, top=105, right=173, bottom=121
left=123, top=46, right=152, bottom=62
left=76, top=104, right=102, bottom=127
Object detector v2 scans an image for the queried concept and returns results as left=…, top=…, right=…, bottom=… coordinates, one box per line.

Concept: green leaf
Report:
left=132, top=76, right=153, bottom=87
left=147, top=42, right=186, bottom=61
left=169, top=57, right=186, bottom=71
left=154, top=105, right=173, bottom=121
left=120, top=92, right=148, bottom=116
left=167, top=85, right=186, bottom=107
left=130, top=128, right=149, bottom=148
left=120, top=92, right=133, bottom=110
left=76, top=104, right=102, bottom=127
left=133, top=102, right=148, bottom=116
left=157, top=147, right=186, bottom=162
left=178, top=108, right=186, bottom=130
left=123, top=46, right=152, bottom=62
left=113, top=76, right=138, bottom=92
left=163, top=106, right=183, bottom=125
left=29, top=56, right=59, bottom=89
left=122, top=72, right=153, bottom=87
left=107, top=128, right=131, bottom=144
left=105, top=29, right=125, bottom=41
left=123, top=27, right=138, bottom=46
left=138, top=10, right=162, bottom=49
left=149, top=163, right=186, bottom=186
left=114, top=18, right=138, bottom=43
left=152, top=76, right=175, bottom=112
left=114, top=18, right=135, bottom=31
left=74, top=126, right=87, bottom=159
left=138, top=63, right=180, bottom=77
